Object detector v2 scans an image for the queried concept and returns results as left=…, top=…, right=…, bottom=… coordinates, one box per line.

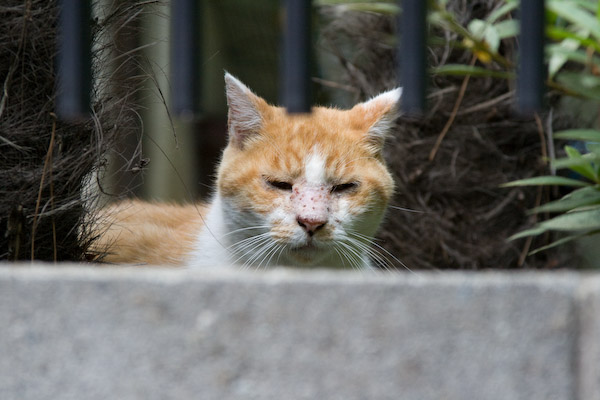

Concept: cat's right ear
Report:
left=224, top=72, right=265, bottom=149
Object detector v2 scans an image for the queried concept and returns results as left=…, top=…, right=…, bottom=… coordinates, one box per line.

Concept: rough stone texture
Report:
left=578, top=277, right=600, bottom=400
left=0, top=265, right=590, bottom=400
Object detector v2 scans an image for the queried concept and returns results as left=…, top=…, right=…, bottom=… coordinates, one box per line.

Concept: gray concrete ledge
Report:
left=0, top=264, right=598, bottom=400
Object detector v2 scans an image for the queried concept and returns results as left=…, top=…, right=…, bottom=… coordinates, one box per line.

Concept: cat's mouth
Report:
left=287, top=243, right=324, bottom=264
left=290, top=243, right=317, bottom=252
left=288, top=240, right=325, bottom=255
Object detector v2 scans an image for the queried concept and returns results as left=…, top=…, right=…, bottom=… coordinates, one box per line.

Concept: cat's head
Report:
left=216, top=73, right=399, bottom=268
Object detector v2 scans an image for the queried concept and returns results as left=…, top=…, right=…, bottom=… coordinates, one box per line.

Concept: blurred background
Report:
left=98, top=0, right=282, bottom=202
left=3, top=0, right=599, bottom=267
left=71, top=0, right=600, bottom=269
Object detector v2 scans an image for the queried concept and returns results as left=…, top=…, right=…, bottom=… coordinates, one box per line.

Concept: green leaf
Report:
left=468, top=19, right=487, bottom=39
left=532, top=187, right=600, bottom=213
left=539, top=207, right=600, bottom=231
left=431, top=65, right=514, bottom=79
left=558, top=146, right=599, bottom=181
left=565, top=145, right=584, bottom=159
left=484, top=24, right=500, bottom=52
left=315, top=0, right=395, bottom=4
left=528, top=233, right=588, bottom=255
left=546, top=45, right=600, bottom=67
left=546, top=26, right=600, bottom=53
left=547, top=39, right=583, bottom=78
left=588, top=142, right=600, bottom=157
left=556, top=72, right=600, bottom=101
left=502, top=176, right=590, bottom=188
left=508, top=226, right=547, bottom=241
left=554, top=0, right=600, bottom=16
left=554, top=129, right=600, bottom=142
left=314, top=1, right=400, bottom=14
left=552, top=155, right=598, bottom=174
left=339, top=3, right=400, bottom=14
left=466, top=19, right=502, bottom=52
left=548, top=1, right=600, bottom=41
left=509, top=209, right=600, bottom=242
left=494, top=19, right=519, bottom=39
left=487, top=2, right=518, bottom=24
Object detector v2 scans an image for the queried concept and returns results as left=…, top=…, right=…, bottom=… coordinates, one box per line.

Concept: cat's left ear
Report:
left=354, top=88, right=402, bottom=154
left=224, top=72, right=267, bottom=149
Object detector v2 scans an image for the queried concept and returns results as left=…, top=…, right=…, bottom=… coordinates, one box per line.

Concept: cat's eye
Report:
left=267, top=180, right=293, bottom=191
left=331, top=182, right=358, bottom=193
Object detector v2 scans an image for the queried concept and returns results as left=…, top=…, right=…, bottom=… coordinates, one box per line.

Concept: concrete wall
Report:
left=0, top=265, right=598, bottom=400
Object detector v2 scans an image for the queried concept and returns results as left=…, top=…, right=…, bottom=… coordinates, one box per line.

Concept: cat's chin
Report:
left=286, top=243, right=329, bottom=266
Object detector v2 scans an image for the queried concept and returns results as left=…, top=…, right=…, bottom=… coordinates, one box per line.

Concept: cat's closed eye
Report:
left=267, top=180, right=293, bottom=191
left=331, top=182, right=358, bottom=193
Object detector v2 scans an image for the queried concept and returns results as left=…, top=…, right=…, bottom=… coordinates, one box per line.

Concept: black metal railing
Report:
left=55, top=0, right=546, bottom=120
left=399, top=0, right=427, bottom=115
left=517, top=0, right=545, bottom=113
left=171, top=0, right=201, bottom=117
left=281, top=0, right=312, bottom=113
left=56, top=0, right=91, bottom=120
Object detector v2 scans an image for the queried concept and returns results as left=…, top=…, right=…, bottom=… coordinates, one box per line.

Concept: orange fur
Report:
left=92, top=200, right=207, bottom=265
left=217, top=105, right=394, bottom=225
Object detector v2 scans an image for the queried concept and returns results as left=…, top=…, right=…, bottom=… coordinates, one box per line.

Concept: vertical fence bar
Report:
left=281, top=0, right=311, bottom=113
left=399, top=0, right=427, bottom=115
left=56, top=0, right=91, bottom=120
left=171, top=0, right=200, bottom=117
left=518, top=0, right=545, bottom=113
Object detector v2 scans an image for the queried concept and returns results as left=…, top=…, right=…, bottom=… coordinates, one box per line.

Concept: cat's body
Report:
left=93, top=73, right=400, bottom=270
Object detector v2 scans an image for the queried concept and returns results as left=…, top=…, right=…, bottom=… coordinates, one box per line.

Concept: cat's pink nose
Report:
left=297, top=216, right=327, bottom=236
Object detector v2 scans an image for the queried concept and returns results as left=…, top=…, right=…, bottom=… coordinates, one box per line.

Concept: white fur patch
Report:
left=360, top=87, right=402, bottom=144
left=363, top=88, right=402, bottom=110
left=304, top=151, right=326, bottom=185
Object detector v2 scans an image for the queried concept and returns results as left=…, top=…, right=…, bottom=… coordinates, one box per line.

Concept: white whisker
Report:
left=337, top=240, right=366, bottom=271
left=275, top=244, right=287, bottom=266
left=332, top=245, right=348, bottom=269
left=227, top=232, right=271, bottom=251
left=388, top=205, right=426, bottom=214
left=347, top=230, right=418, bottom=275
left=230, top=234, right=272, bottom=266
left=221, top=225, right=270, bottom=238
left=347, top=237, right=387, bottom=267
left=265, top=244, right=285, bottom=268
left=257, top=242, right=282, bottom=270
left=242, top=239, right=277, bottom=270
left=345, top=239, right=388, bottom=271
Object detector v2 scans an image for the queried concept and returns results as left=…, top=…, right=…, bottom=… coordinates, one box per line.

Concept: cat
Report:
left=92, top=73, right=401, bottom=270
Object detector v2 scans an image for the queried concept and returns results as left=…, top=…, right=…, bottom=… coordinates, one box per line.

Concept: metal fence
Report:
left=56, top=0, right=546, bottom=120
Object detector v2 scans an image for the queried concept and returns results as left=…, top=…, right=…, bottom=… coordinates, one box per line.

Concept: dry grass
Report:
left=0, top=1, right=159, bottom=261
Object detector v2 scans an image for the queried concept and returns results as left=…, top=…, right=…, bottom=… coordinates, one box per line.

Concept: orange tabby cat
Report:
left=93, top=73, right=400, bottom=269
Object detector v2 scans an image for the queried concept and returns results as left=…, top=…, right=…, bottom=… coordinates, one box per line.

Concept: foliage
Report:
left=316, top=0, right=563, bottom=269
left=504, top=128, right=600, bottom=254
left=315, top=0, right=600, bottom=265
left=429, top=0, right=600, bottom=97
left=433, top=0, right=600, bottom=256
left=508, top=1, right=600, bottom=255
left=0, top=1, right=154, bottom=261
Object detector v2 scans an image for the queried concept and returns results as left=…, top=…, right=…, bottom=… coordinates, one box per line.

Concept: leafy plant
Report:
left=429, top=0, right=600, bottom=101
left=504, top=129, right=600, bottom=254
left=502, top=0, right=600, bottom=256
left=430, top=0, right=600, bottom=255
left=316, top=0, right=600, bottom=261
